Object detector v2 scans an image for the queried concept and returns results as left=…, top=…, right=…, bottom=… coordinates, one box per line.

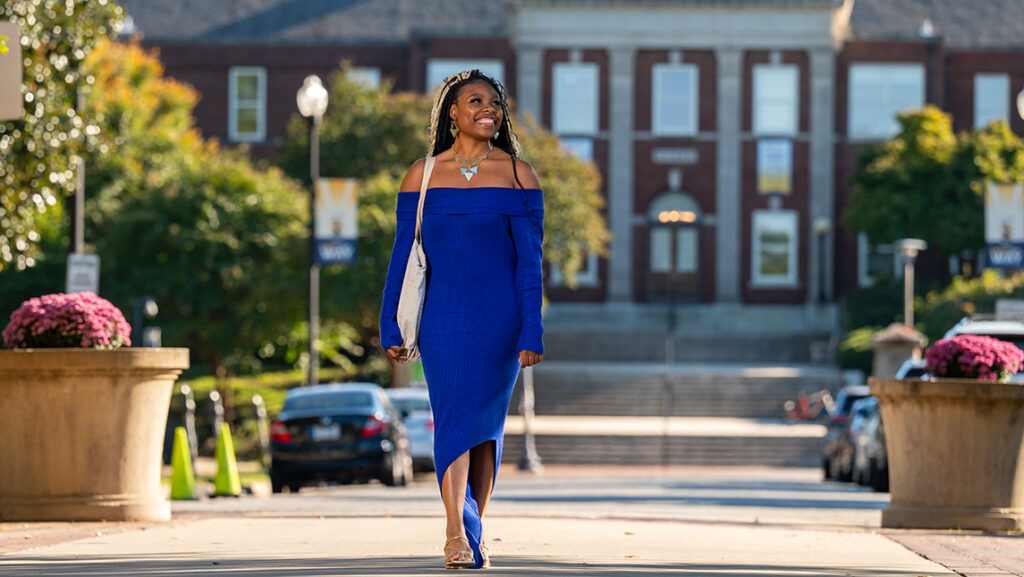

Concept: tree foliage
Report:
left=0, top=0, right=123, bottom=270
left=842, top=106, right=1024, bottom=260
left=80, top=40, right=308, bottom=373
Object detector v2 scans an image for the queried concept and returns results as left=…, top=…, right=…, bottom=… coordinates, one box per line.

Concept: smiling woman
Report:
left=379, top=69, right=545, bottom=570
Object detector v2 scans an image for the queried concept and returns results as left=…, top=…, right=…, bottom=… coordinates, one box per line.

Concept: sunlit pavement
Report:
left=1, top=467, right=1019, bottom=575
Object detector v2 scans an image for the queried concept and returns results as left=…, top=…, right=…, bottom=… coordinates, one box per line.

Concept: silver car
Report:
left=386, top=387, right=435, bottom=472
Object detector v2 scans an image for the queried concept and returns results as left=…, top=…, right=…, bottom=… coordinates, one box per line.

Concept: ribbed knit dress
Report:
left=380, top=185, right=544, bottom=569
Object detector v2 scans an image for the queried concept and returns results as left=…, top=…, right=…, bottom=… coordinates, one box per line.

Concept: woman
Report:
left=379, top=69, right=545, bottom=569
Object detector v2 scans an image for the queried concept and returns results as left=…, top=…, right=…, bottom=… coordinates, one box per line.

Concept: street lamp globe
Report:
left=296, top=75, right=329, bottom=119
left=1017, top=83, right=1024, bottom=121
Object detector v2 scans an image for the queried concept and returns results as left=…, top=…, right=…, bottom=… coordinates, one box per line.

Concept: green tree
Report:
left=79, top=40, right=308, bottom=375
left=0, top=0, right=124, bottom=271
left=842, top=106, right=1024, bottom=264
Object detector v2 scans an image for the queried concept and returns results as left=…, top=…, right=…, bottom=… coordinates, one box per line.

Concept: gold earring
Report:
left=450, top=122, right=458, bottom=138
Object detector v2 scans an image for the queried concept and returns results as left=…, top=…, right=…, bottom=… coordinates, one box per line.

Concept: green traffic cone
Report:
left=170, top=427, right=196, bottom=500
left=213, top=423, right=242, bottom=497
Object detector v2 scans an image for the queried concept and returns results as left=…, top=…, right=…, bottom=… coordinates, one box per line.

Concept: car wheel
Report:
left=270, top=473, right=288, bottom=494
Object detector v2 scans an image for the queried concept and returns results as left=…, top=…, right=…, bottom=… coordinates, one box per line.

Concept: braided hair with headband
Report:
left=427, top=70, right=541, bottom=235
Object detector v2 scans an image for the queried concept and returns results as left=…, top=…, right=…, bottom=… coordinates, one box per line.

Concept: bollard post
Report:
left=181, top=384, right=198, bottom=466
left=517, top=366, right=543, bottom=473
left=210, top=390, right=224, bottom=441
left=252, top=393, right=271, bottom=470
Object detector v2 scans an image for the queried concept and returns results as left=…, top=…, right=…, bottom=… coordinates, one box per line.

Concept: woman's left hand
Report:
left=519, top=350, right=543, bottom=367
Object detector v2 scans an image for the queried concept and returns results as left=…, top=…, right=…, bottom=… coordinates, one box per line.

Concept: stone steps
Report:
left=514, top=362, right=843, bottom=419
left=501, top=434, right=822, bottom=467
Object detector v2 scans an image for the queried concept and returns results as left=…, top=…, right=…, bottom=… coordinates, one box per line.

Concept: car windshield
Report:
left=284, top=391, right=373, bottom=412
left=391, top=397, right=431, bottom=414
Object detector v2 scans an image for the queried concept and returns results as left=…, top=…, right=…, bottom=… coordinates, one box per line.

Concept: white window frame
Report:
left=751, top=210, right=799, bottom=287
left=552, top=62, right=599, bottom=136
left=857, top=233, right=898, bottom=287
left=549, top=252, right=600, bottom=288
left=426, top=59, right=504, bottom=93
left=347, top=67, right=382, bottom=89
left=652, top=63, right=698, bottom=136
left=974, top=73, right=1010, bottom=129
left=848, top=63, right=925, bottom=140
left=228, top=67, right=266, bottom=143
left=753, top=64, right=799, bottom=136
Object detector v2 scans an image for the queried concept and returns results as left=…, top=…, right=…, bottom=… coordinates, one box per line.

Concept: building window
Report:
left=753, top=64, right=798, bottom=135
left=347, top=67, right=382, bottom=89
left=751, top=210, right=798, bottom=287
left=229, top=67, right=266, bottom=143
left=559, top=137, right=595, bottom=163
left=848, top=63, right=925, bottom=140
left=550, top=252, right=600, bottom=288
left=857, top=234, right=897, bottom=287
left=426, top=59, right=504, bottom=93
left=974, top=73, right=1010, bottom=129
left=553, top=62, right=599, bottom=135
left=652, top=63, right=698, bottom=136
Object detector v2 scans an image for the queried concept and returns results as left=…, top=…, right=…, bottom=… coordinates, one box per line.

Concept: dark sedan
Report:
left=269, top=383, right=413, bottom=493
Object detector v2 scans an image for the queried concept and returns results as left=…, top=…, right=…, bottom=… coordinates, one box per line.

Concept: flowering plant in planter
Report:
left=923, top=334, right=1024, bottom=382
left=2, top=292, right=131, bottom=349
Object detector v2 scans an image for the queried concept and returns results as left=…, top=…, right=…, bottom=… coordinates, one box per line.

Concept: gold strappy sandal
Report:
left=479, top=542, right=491, bottom=569
left=444, top=536, right=475, bottom=569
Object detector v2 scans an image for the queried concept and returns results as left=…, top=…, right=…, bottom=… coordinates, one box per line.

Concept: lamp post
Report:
left=896, top=238, right=927, bottom=328
left=813, top=217, right=832, bottom=305
left=653, top=208, right=697, bottom=466
left=296, top=75, right=329, bottom=387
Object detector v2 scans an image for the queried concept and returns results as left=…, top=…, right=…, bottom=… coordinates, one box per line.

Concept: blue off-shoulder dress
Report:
left=380, top=185, right=544, bottom=569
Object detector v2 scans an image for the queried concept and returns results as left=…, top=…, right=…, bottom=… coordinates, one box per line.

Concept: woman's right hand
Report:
left=385, top=346, right=409, bottom=362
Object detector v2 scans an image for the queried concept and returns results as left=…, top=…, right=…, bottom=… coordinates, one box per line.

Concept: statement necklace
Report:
left=454, top=142, right=493, bottom=182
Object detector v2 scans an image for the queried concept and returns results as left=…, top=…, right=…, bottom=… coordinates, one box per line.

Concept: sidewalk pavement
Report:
left=1, top=466, right=1022, bottom=576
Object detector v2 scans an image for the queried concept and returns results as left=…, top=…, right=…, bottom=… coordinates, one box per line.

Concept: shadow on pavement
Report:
left=0, top=555, right=945, bottom=576
left=496, top=493, right=887, bottom=510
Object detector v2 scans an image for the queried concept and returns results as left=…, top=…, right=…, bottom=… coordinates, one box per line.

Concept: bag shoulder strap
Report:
left=416, top=156, right=435, bottom=242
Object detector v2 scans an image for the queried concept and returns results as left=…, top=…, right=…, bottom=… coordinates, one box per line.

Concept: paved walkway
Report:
left=2, top=466, right=1021, bottom=576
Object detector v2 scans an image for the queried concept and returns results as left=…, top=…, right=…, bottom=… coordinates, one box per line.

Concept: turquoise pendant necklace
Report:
left=454, top=142, right=492, bottom=182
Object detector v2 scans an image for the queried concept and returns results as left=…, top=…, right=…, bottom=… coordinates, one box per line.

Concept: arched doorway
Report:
left=647, top=191, right=702, bottom=303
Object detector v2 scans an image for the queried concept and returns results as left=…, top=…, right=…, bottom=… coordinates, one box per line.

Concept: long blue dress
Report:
left=380, top=185, right=544, bottom=569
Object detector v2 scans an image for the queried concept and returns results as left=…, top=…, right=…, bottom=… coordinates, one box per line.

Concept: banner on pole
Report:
left=315, top=178, right=359, bottom=265
left=984, top=182, right=1024, bottom=269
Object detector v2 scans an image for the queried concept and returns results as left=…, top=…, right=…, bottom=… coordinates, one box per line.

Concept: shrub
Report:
left=924, top=334, right=1024, bottom=381
left=2, top=292, right=131, bottom=349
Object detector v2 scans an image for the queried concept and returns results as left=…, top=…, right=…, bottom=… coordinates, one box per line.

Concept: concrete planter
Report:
left=869, top=377, right=1024, bottom=532
left=0, top=348, right=189, bottom=522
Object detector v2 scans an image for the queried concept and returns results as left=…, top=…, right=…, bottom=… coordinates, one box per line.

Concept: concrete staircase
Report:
left=501, top=357, right=843, bottom=468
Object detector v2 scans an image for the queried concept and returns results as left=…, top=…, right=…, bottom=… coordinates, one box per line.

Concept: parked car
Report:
left=269, top=383, right=413, bottom=493
left=851, top=401, right=889, bottom=492
left=822, top=384, right=871, bottom=481
left=849, top=396, right=885, bottom=489
left=386, top=387, right=435, bottom=472
left=894, top=357, right=926, bottom=380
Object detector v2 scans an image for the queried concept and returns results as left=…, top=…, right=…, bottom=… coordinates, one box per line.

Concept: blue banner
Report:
left=986, top=242, right=1024, bottom=269
left=316, top=238, right=357, bottom=265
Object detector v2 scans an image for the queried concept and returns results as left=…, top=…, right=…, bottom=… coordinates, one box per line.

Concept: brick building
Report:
left=118, top=0, right=1024, bottom=360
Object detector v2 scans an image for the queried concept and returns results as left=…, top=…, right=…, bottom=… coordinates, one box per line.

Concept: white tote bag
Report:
left=395, top=156, right=436, bottom=364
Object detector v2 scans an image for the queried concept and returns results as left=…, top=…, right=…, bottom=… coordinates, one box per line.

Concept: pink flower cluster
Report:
left=2, top=292, right=131, bottom=349
left=924, top=334, right=1024, bottom=382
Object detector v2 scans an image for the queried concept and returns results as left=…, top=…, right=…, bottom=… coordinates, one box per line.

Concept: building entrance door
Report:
left=646, top=192, right=702, bottom=303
